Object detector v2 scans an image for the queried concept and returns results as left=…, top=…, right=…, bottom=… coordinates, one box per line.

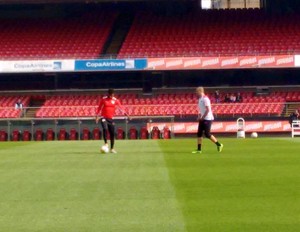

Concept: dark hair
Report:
left=108, top=88, right=114, bottom=96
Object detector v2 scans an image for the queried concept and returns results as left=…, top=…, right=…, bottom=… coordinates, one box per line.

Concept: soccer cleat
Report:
left=110, top=149, right=117, bottom=154
left=217, top=144, right=224, bottom=152
left=192, top=150, right=202, bottom=154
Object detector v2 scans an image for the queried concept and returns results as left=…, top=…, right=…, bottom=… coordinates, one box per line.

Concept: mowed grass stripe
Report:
left=0, top=141, right=186, bottom=232
left=159, top=138, right=300, bottom=232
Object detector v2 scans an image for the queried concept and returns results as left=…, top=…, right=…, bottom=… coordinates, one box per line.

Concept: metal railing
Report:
left=0, top=50, right=298, bottom=61
left=0, top=102, right=291, bottom=118
left=0, top=116, right=175, bottom=141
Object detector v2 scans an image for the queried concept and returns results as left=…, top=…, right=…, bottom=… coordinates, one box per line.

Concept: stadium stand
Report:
left=119, top=9, right=300, bottom=58
left=0, top=96, right=30, bottom=118
left=34, top=91, right=291, bottom=118
left=0, top=12, right=116, bottom=60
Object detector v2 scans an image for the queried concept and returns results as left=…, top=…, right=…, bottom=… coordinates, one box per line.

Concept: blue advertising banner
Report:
left=75, top=59, right=147, bottom=71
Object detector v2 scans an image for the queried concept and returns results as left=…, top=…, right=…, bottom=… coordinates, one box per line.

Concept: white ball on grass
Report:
left=250, top=132, right=258, bottom=138
left=100, top=145, right=109, bottom=153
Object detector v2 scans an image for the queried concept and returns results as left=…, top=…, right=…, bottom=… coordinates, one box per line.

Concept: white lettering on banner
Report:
left=212, top=122, right=223, bottom=130
left=148, top=121, right=291, bottom=134
left=245, top=122, right=263, bottom=131
left=148, top=60, right=165, bottom=68
left=186, top=124, right=198, bottom=133
left=125, top=60, right=135, bottom=69
left=184, top=59, right=201, bottom=67
left=156, top=124, right=166, bottom=131
left=14, top=63, right=52, bottom=69
left=276, top=57, right=293, bottom=65
left=174, top=123, right=185, bottom=132
left=166, top=59, right=183, bottom=68
left=283, top=123, right=291, bottom=131
left=202, top=58, right=219, bottom=67
left=221, top=58, right=239, bottom=67
left=86, top=61, right=125, bottom=68
left=225, top=124, right=237, bottom=132
left=263, top=122, right=282, bottom=131
left=258, top=57, right=275, bottom=66
left=240, top=57, right=257, bottom=66
left=0, top=60, right=74, bottom=73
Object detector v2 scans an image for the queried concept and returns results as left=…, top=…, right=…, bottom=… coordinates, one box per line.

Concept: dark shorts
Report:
left=100, top=118, right=115, bottom=130
left=197, top=120, right=212, bottom=138
left=101, top=118, right=113, bottom=125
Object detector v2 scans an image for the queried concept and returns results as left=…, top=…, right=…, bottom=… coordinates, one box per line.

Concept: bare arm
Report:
left=95, top=101, right=103, bottom=124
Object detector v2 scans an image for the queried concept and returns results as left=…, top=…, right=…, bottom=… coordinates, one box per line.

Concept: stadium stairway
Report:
left=102, top=12, right=135, bottom=57
left=24, top=98, right=45, bottom=118
left=285, top=103, right=300, bottom=116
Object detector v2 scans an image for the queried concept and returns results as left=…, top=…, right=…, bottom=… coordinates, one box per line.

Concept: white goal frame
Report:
left=291, top=120, right=300, bottom=138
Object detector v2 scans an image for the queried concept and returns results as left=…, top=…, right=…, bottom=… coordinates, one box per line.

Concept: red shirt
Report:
left=96, top=96, right=121, bottom=119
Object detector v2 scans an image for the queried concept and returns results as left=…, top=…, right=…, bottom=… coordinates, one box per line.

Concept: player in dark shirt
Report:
left=289, top=109, right=299, bottom=127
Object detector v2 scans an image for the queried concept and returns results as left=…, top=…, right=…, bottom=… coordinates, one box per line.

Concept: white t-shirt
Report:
left=198, top=95, right=214, bottom=120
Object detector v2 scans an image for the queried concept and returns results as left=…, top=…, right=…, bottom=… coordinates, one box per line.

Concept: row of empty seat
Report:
left=35, top=103, right=284, bottom=117
left=1, top=9, right=300, bottom=59
left=119, top=9, right=300, bottom=58
left=1, top=91, right=299, bottom=118
left=0, top=12, right=116, bottom=59
left=40, top=91, right=292, bottom=106
left=35, top=91, right=297, bottom=118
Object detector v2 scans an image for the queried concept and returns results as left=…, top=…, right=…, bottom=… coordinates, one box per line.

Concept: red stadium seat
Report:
left=12, top=129, right=20, bottom=141
left=118, top=10, right=300, bottom=58
left=82, top=127, right=90, bottom=140
left=23, top=130, right=31, bottom=141
left=0, top=12, right=117, bottom=59
left=116, top=127, right=125, bottom=140
left=0, top=130, right=7, bottom=141
left=93, top=128, right=101, bottom=140
left=162, top=126, right=171, bottom=139
left=129, top=126, right=138, bottom=139
left=35, top=129, right=43, bottom=141
left=28, top=89, right=295, bottom=119
left=151, top=126, right=160, bottom=139
left=46, top=128, right=54, bottom=141
left=0, top=96, right=30, bottom=118
left=59, top=128, right=67, bottom=140
left=69, top=128, right=78, bottom=140
left=140, top=126, right=149, bottom=139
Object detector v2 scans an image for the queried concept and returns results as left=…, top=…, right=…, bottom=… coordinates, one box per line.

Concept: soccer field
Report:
left=0, top=138, right=300, bottom=232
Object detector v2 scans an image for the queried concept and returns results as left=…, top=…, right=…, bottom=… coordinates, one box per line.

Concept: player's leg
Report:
left=100, top=118, right=108, bottom=146
left=107, top=120, right=116, bottom=153
left=192, top=120, right=204, bottom=154
left=204, top=120, right=223, bottom=152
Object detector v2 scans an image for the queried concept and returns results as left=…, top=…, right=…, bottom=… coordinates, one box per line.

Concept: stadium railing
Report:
left=0, top=116, right=175, bottom=141
left=33, top=103, right=285, bottom=118
left=0, top=102, right=288, bottom=119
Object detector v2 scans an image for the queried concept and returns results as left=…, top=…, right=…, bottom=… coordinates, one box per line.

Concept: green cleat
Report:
left=192, top=150, right=202, bottom=154
left=217, top=144, right=224, bottom=152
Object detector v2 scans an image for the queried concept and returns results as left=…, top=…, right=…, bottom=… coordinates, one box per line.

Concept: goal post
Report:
left=291, top=120, right=300, bottom=138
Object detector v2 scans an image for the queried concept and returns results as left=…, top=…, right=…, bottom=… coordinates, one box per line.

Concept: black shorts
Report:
left=100, top=118, right=115, bottom=130
left=197, top=120, right=212, bottom=138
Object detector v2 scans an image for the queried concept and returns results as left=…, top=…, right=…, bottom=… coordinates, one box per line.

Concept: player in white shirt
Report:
left=192, top=87, right=223, bottom=154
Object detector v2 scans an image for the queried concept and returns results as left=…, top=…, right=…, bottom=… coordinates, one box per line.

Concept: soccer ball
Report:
left=100, top=145, right=109, bottom=153
left=250, top=132, right=258, bottom=138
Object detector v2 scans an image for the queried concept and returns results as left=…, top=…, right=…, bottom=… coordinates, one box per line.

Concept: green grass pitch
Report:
left=0, top=138, right=300, bottom=232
